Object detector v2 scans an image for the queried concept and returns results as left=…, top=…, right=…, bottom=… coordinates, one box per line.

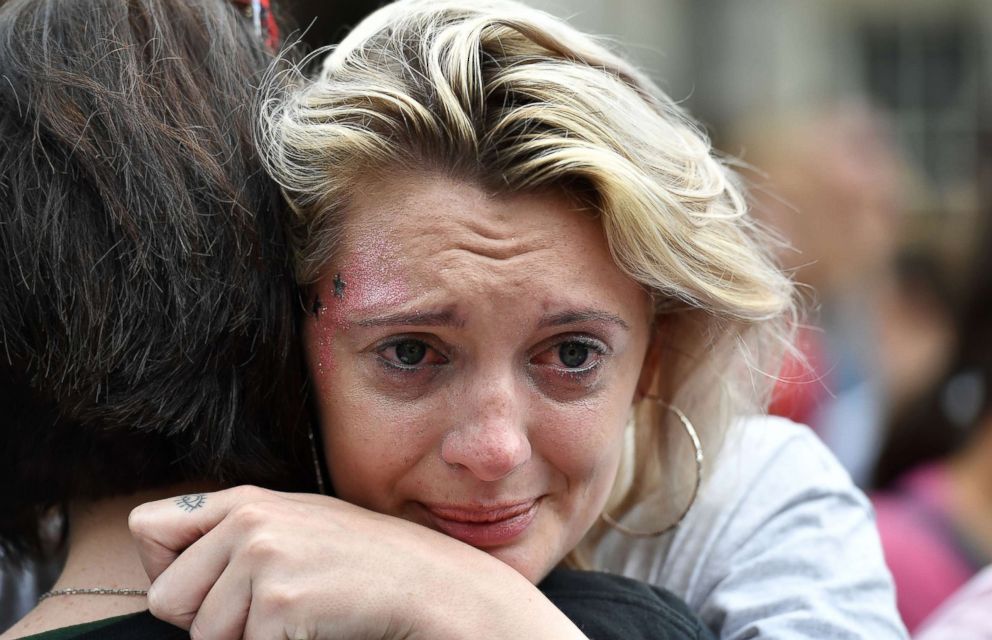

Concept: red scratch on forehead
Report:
left=309, top=234, right=411, bottom=375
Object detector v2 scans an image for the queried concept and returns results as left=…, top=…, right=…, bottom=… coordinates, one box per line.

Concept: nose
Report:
left=441, top=375, right=531, bottom=482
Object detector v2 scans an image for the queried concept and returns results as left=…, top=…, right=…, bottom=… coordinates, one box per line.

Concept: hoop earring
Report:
left=600, top=399, right=703, bottom=538
left=308, top=424, right=328, bottom=495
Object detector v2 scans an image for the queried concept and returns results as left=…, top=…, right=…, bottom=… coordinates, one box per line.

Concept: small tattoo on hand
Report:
left=175, top=494, right=207, bottom=512
left=332, top=273, right=346, bottom=298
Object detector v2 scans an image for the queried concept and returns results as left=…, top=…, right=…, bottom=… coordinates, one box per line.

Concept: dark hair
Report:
left=873, top=263, right=992, bottom=488
left=0, top=0, right=313, bottom=559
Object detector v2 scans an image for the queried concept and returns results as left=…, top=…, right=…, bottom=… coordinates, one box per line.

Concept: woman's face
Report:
left=303, top=174, right=654, bottom=583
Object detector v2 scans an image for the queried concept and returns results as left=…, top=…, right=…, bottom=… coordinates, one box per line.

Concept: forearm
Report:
left=414, top=558, right=587, bottom=640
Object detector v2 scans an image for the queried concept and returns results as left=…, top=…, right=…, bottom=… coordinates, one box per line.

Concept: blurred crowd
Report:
left=739, top=102, right=992, bottom=634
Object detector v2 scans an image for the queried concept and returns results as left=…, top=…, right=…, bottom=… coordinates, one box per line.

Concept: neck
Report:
left=1, top=482, right=219, bottom=639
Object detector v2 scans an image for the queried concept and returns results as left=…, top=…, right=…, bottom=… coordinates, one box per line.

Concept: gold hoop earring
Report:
left=600, top=399, right=703, bottom=538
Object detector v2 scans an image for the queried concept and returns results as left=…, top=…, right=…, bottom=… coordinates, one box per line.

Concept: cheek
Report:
left=534, top=398, right=629, bottom=490
left=303, top=320, right=347, bottom=475
left=318, top=392, right=437, bottom=510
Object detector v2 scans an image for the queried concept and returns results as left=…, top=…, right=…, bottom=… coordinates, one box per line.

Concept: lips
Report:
left=421, top=499, right=539, bottom=548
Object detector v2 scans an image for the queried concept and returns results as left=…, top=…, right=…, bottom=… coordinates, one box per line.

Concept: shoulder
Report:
left=595, top=416, right=909, bottom=639
left=711, top=415, right=866, bottom=512
left=596, top=416, right=865, bottom=576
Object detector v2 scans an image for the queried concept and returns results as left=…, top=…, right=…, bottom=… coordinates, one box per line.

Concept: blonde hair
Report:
left=260, top=0, right=795, bottom=563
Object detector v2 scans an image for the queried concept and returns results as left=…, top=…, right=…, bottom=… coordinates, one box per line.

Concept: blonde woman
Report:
left=129, top=1, right=906, bottom=638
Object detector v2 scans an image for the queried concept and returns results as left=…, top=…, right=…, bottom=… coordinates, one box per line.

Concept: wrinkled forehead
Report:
left=334, top=173, right=602, bottom=265
left=310, top=173, right=652, bottom=322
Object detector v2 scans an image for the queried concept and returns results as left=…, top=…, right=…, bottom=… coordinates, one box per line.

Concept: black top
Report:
left=20, top=569, right=715, bottom=639
left=541, top=569, right=716, bottom=640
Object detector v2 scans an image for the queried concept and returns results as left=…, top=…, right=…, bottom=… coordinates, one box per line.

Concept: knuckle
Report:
left=145, top=584, right=174, bottom=620
left=282, top=623, right=317, bottom=640
left=188, top=616, right=236, bottom=640
left=127, top=505, right=153, bottom=537
left=243, top=532, right=282, bottom=563
left=256, top=582, right=304, bottom=618
left=232, top=484, right=272, bottom=502
left=146, top=584, right=195, bottom=629
left=230, top=501, right=271, bottom=530
left=188, top=619, right=207, bottom=640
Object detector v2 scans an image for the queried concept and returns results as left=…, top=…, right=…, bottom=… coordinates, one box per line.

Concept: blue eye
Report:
left=531, top=336, right=608, bottom=375
left=558, top=342, right=589, bottom=368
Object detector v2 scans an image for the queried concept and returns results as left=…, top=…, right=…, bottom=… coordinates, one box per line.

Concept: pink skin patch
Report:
left=308, top=236, right=410, bottom=375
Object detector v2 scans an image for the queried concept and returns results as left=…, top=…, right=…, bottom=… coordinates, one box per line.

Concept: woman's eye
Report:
left=531, top=337, right=607, bottom=373
left=377, top=338, right=446, bottom=369
left=395, top=340, right=427, bottom=365
left=558, top=342, right=589, bottom=368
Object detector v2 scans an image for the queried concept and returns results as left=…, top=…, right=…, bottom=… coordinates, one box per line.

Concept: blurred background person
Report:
left=869, top=133, right=992, bottom=633
left=736, top=103, right=921, bottom=488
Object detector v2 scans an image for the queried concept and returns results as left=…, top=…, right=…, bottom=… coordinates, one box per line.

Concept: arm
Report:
left=129, top=486, right=587, bottom=640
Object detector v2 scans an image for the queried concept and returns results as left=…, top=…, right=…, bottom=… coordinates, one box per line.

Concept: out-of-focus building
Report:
left=525, top=0, right=989, bottom=263
left=300, top=0, right=989, bottom=240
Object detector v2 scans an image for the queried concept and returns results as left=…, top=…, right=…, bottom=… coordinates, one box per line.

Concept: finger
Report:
left=146, top=514, right=238, bottom=630
left=187, top=562, right=252, bottom=640
left=129, top=485, right=277, bottom=581
left=243, top=587, right=315, bottom=640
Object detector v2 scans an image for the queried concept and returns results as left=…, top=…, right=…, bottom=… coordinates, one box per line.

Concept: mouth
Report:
left=420, top=498, right=540, bottom=548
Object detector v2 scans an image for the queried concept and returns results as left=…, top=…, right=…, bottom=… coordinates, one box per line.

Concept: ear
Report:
left=634, top=320, right=665, bottom=401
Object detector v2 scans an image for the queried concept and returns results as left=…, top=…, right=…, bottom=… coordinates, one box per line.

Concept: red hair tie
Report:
left=231, top=0, right=280, bottom=50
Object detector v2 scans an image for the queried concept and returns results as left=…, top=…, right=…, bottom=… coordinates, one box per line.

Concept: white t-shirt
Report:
left=593, top=416, right=909, bottom=639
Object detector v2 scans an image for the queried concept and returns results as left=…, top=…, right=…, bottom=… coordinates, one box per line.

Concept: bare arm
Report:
left=129, top=486, right=587, bottom=640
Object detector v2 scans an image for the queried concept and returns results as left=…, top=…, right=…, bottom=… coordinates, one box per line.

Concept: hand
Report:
left=129, top=486, right=586, bottom=640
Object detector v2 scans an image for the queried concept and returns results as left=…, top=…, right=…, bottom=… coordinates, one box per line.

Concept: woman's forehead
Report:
left=316, top=174, right=650, bottom=325
left=339, top=173, right=595, bottom=242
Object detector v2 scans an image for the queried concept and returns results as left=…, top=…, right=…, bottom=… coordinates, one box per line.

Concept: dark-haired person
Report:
left=0, top=0, right=719, bottom=638
left=871, top=215, right=992, bottom=632
left=0, top=0, right=312, bottom=636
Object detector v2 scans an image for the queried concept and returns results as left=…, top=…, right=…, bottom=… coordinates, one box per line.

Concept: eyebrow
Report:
left=353, top=309, right=466, bottom=328
left=352, top=308, right=630, bottom=331
left=537, top=310, right=630, bottom=331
